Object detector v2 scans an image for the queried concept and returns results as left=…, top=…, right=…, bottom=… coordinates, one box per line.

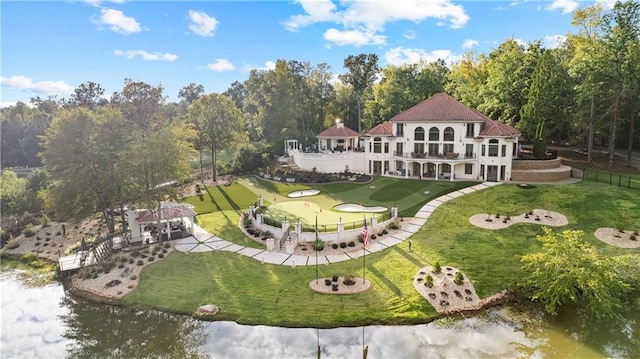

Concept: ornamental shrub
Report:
left=424, top=275, right=433, bottom=288
left=433, top=262, right=442, bottom=273
left=22, top=225, right=36, bottom=237
left=454, top=271, right=464, bottom=285
left=312, top=239, right=324, bottom=251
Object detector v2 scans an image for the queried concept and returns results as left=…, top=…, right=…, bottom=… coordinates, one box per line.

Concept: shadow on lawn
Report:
left=367, top=265, right=403, bottom=297
left=204, top=186, right=222, bottom=212
left=251, top=177, right=280, bottom=194
left=216, top=185, right=241, bottom=212
left=391, top=245, right=427, bottom=268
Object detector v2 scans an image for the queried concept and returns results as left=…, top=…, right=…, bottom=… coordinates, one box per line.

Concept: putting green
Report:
left=263, top=201, right=380, bottom=228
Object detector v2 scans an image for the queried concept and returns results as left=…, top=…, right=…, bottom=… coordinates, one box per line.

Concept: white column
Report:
left=370, top=215, right=378, bottom=234
left=295, top=219, right=303, bottom=241
left=337, top=218, right=344, bottom=242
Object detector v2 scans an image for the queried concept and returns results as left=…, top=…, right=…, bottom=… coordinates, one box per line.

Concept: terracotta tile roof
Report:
left=390, top=93, right=520, bottom=137
left=136, top=203, right=196, bottom=222
left=478, top=117, right=521, bottom=137
left=317, top=123, right=359, bottom=137
left=365, top=122, right=393, bottom=136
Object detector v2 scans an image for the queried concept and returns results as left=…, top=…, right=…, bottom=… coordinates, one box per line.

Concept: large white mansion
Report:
left=286, top=93, right=522, bottom=182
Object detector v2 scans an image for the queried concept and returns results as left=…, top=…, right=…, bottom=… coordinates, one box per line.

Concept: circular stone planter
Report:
left=309, top=277, right=372, bottom=294
left=287, top=189, right=320, bottom=198
left=333, top=203, right=387, bottom=213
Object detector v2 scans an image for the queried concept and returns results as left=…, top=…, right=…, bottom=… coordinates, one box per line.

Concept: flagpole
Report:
left=315, top=216, right=318, bottom=284
left=363, top=216, right=366, bottom=284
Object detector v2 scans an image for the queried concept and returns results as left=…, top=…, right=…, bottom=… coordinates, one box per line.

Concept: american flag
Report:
left=362, top=218, right=369, bottom=246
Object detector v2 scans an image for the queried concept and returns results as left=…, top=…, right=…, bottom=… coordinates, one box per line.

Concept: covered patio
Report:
left=128, top=202, right=196, bottom=245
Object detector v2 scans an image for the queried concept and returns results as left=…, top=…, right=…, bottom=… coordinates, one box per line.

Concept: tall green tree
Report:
left=41, top=106, right=131, bottom=232
left=187, top=93, right=246, bottom=181
left=325, top=81, right=358, bottom=133
left=478, top=39, right=542, bottom=126
left=119, top=120, right=193, bottom=241
left=445, top=52, right=489, bottom=108
left=368, top=60, right=448, bottom=124
left=303, top=62, right=335, bottom=143
left=339, top=54, right=380, bottom=134
left=521, top=227, right=637, bottom=319
left=178, top=83, right=205, bottom=106
left=0, top=170, right=26, bottom=216
left=520, top=49, right=574, bottom=142
left=67, top=81, right=107, bottom=108
left=601, top=0, right=640, bottom=168
left=568, top=3, right=608, bottom=162
left=110, top=78, right=167, bottom=131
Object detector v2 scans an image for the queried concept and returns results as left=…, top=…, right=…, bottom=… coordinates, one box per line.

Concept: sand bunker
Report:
left=469, top=209, right=568, bottom=230
left=334, top=203, right=387, bottom=213
left=287, top=189, right=320, bottom=198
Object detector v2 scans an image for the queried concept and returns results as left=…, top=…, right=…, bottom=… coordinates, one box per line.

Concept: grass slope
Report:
left=125, top=179, right=640, bottom=327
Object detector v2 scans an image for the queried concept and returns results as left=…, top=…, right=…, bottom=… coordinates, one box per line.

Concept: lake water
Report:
left=1, top=271, right=638, bottom=358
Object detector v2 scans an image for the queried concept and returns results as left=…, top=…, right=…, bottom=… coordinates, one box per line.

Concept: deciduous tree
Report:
left=187, top=93, right=246, bottom=181
left=521, top=227, right=636, bottom=319
left=339, top=53, right=380, bottom=134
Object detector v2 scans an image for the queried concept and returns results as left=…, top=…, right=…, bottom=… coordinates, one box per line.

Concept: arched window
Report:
left=428, top=127, right=439, bottom=141
left=414, top=127, right=425, bottom=141
left=443, top=127, right=455, bottom=141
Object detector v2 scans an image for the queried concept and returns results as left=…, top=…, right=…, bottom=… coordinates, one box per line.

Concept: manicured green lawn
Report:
left=125, top=179, right=640, bottom=327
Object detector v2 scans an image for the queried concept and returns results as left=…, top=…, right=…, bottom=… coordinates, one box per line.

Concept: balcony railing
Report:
left=392, top=151, right=476, bottom=160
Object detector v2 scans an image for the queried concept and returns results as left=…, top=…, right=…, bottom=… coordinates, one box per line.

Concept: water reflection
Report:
left=2, top=271, right=639, bottom=358
left=1, top=273, right=70, bottom=358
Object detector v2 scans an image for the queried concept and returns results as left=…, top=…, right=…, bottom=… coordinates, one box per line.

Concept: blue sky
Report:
left=0, top=0, right=615, bottom=107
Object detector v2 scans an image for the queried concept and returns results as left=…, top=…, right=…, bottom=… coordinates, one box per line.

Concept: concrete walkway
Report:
left=175, top=182, right=502, bottom=266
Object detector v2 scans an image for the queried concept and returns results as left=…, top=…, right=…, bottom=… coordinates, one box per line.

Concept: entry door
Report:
left=487, top=165, right=498, bottom=181
left=373, top=161, right=382, bottom=175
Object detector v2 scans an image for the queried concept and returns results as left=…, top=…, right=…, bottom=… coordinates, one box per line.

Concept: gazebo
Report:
left=316, top=122, right=360, bottom=152
left=128, top=202, right=197, bottom=244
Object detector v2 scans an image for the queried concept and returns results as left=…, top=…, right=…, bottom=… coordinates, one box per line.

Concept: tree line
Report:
left=1, top=1, right=638, bottom=241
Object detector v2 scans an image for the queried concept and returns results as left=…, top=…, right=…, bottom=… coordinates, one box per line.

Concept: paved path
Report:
left=175, top=182, right=502, bottom=266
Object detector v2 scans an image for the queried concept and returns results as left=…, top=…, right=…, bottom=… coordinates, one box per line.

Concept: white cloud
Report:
left=113, top=49, right=178, bottom=61
left=546, top=0, right=578, bottom=14
left=188, top=10, right=218, bottom=37
left=285, top=0, right=469, bottom=46
left=403, top=30, right=416, bottom=39
left=543, top=35, right=567, bottom=49
left=0, top=101, right=17, bottom=108
left=0, top=75, right=74, bottom=96
left=242, top=61, right=277, bottom=73
left=384, top=47, right=460, bottom=67
left=323, top=28, right=386, bottom=46
left=596, top=0, right=617, bottom=10
left=91, top=8, right=142, bottom=34
left=206, top=59, right=235, bottom=72
left=83, top=0, right=126, bottom=6
left=462, top=39, right=479, bottom=49
left=284, top=0, right=341, bottom=31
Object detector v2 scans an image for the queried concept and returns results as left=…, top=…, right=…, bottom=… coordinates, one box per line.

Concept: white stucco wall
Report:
left=293, top=151, right=366, bottom=173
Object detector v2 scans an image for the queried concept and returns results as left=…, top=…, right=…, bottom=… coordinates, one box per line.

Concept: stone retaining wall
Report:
left=512, top=158, right=562, bottom=170
left=511, top=166, right=572, bottom=182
